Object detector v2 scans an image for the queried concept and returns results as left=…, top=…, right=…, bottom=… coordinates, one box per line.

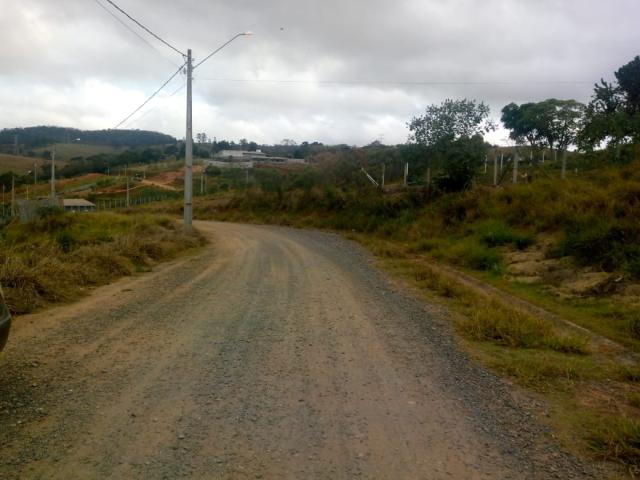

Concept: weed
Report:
left=588, top=416, right=640, bottom=466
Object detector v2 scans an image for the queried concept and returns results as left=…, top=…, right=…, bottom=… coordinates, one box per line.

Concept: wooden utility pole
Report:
left=512, top=149, right=519, bottom=184
left=381, top=164, right=385, bottom=189
left=403, top=163, right=409, bottom=187
left=500, top=153, right=504, bottom=173
left=561, top=149, right=568, bottom=180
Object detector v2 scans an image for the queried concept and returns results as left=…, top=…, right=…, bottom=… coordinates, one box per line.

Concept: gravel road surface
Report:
left=0, top=222, right=598, bottom=479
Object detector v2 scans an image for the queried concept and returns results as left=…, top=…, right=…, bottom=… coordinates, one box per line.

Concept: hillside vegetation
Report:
left=0, top=126, right=175, bottom=149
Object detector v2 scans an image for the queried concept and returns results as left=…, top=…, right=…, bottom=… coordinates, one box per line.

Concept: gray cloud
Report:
left=0, top=0, right=638, bottom=145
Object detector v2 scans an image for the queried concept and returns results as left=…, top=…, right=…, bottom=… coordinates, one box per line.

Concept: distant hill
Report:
left=0, top=126, right=176, bottom=151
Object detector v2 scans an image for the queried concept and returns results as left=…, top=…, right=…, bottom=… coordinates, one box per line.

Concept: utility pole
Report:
left=513, top=149, right=519, bottom=184
left=500, top=153, right=504, bottom=173
left=484, top=155, right=488, bottom=174
left=493, top=153, right=498, bottom=186
left=403, top=163, right=409, bottom=187
left=11, top=176, right=15, bottom=217
left=126, top=167, right=130, bottom=207
left=50, top=147, right=56, bottom=199
left=184, top=48, right=194, bottom=233
left=561, top=149, right=567, bottom=180
left=381, top=164, right=385, bottom=189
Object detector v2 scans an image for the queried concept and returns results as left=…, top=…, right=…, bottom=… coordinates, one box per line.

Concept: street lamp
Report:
left=183, top=32, right=252, bottom=233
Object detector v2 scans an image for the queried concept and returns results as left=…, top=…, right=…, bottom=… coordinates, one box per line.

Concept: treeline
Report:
left=0, top=126, right=176, bottom=151
left=55, top=146, right=177, bottom=179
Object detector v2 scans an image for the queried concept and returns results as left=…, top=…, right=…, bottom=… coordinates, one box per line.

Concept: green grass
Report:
left=32, top=143, right=124, bottom=161
left=480, top=276, right=640, bottom=353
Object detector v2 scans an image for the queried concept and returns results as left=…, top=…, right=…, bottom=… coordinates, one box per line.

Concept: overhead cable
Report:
left=114, top=64, right=185, bottom=129
left=103, top=0, right=185, bottom=57
left=91, top=0, right=179, bottom=67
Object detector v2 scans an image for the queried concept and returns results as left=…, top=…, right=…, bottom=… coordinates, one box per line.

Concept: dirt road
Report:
left=0, top=222, right=595, bottom=479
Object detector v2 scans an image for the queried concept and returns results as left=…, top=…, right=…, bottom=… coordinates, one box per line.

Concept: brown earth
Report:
left=0, top=222, right=600, bottom=479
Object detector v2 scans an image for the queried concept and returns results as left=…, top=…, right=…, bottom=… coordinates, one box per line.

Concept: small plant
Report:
left=56, top=230, right=76, bottom=253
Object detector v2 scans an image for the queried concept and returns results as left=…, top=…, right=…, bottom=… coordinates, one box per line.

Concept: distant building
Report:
left=62, top=199, right=96, bottom=212
left=215, top=150, right=267, bottom=161
left=213, top=149, right=305, bottom=165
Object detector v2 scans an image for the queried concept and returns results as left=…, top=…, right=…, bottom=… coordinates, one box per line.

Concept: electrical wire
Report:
left=196, top=78, right=593, bottom=86
left=122, top=82, right=186, bottom=129
left=91, top=0, right=179, bottom=67
left=103, top=0, right=185, bottom=58
left=114, top=64, right=185, bottom=129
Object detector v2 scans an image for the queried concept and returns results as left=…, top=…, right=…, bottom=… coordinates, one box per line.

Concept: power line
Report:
left=122, top=82, right=186, bottom=129
left=197, top=78, right=593, bottom=86
left=90, top=0, right=179, bottom=67
left=114, top=64, right=185, bottom=129
left=103, top=0, right=185, bottom=58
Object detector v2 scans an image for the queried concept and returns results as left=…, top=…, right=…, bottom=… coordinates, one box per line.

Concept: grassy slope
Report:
left=0, top=154, right=59, bottom=175
left=32, top=143, right=124, bottom=161
left=0, top=211, right=206, bottom=315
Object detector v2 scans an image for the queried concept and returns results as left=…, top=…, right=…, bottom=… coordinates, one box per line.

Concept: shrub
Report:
left=449, top=241, right=503, bottom=272
left=475, top=220, right=535, bottom=250
left=56, top=230, right=76, bottom=253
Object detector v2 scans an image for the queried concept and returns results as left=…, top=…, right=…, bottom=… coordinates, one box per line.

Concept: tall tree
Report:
left=408, top=99, right=495, bottom=147
left=580, top=56, right=640, bottom=156
left=502, top=99, right=584, bottom=178
left=408, top=99, right=495, bottom=191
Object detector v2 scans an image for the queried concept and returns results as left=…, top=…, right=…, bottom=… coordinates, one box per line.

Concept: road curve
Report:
left=0, top=221, right=594, bottom=479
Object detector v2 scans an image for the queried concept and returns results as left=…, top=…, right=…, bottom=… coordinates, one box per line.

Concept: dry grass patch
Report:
left=0, top=211, right=206, bottom=314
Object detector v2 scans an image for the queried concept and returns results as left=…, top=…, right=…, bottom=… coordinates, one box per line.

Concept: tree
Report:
left=580, top=56, right=640, bottom=157
left=502, top=99, right=584, bottom=178
left=408, top=99, right=495, bottom=192
left=435, top=135, right=487, bottom=192
left=616, top=55, right=640, bottom=114
left=501, top=102, right=549, bottom=150
left=408, top=99, right=495, bottom=147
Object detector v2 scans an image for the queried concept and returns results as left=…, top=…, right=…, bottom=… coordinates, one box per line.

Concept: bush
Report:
left=475, top=220, right=535, bottom=249
left=449, top=241, right=503, bottom=272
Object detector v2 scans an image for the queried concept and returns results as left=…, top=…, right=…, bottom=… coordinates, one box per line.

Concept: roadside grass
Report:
left=0, top=211, right=206, bottom=315
left=480, top=276, right=640, bottom=353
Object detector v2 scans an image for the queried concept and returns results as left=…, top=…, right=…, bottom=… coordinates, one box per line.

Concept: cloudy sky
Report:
left=0, top=0, right=638, bottom=146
